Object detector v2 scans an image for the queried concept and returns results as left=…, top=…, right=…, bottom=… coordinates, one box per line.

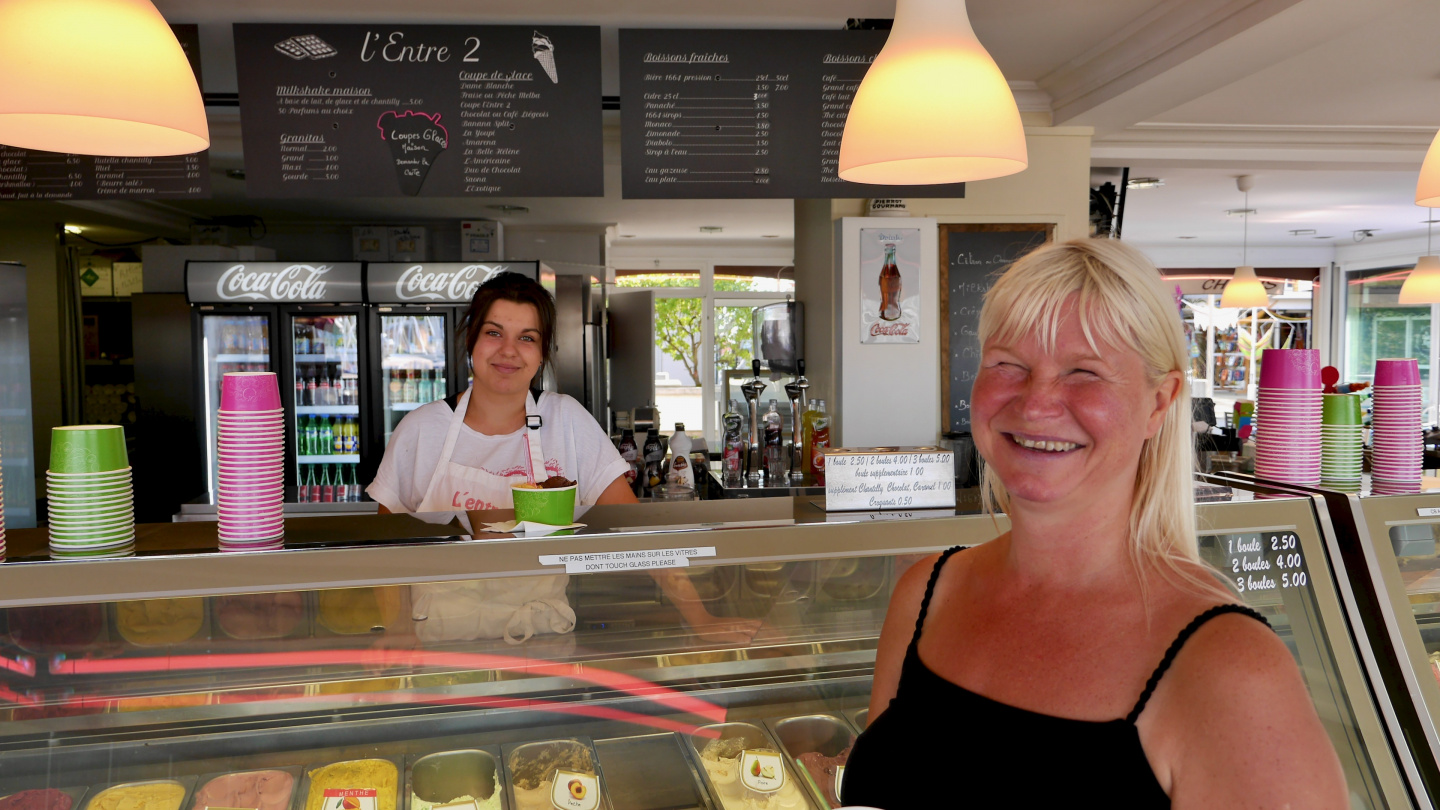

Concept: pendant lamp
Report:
left=1417, top=130, right=1440, bottom=208
left=1220, top=176, right=1269, bottom=309
left=838, top=0, right=1027, bottom=186
left=0, top=0, right=208, bottom=156
left=1399, top=212, right=1440, bottom=304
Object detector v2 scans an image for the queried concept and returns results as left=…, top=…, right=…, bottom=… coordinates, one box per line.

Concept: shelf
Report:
left=388, top=402, right=424, bottom=412
left=294, top=353, right=355, bottom=363
left=297, top=455, right=360, bottom=464
left=295, top=405, right=359, bottom=416
left=215, top=354, right=269, bottom=363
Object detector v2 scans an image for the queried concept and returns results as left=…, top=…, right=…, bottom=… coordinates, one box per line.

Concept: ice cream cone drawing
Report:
left=533, top=31, right=558, bottom=84
left=376, top=110, right=449, bottom=196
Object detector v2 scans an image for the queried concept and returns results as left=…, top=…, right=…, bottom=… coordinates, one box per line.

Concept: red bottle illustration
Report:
left=878, top=242, right=902, bottom=321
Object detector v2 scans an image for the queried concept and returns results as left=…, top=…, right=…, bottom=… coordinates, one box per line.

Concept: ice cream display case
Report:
left=0, top=490, right=1422, bottom=809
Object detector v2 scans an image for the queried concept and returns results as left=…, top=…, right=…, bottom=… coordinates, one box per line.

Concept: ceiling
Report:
left=18, top=0, right=1440, bottom=253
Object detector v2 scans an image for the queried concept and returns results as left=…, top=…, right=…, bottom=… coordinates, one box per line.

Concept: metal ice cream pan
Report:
left=406, top=750, right=505, bottom=810
left=83, top=778, right=197, bottom=810
left=843, top=707, right=869, bottom=733
left=294, top=758, right=404, bottom=810
left=188, top=768, right=301, bottom=810
left=0, top=785, right=89, bottom=810
left=593, top=734, right=708, bottom=810
left=763, top=715, right=854, bottom=809
left=500, top=737, right=610, bottom=810
left=686, top=722, right=815, bottom=810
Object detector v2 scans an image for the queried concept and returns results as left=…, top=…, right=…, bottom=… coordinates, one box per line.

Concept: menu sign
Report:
left=186, top=262, right=364, bottom=304
left=0, top=24, right=210, bottom=202
left=365, top=261, right=539, bottom=303
left=618, top=29, right=968, bottom=199
left=1215, top=531, right=1311, bottom=596
left=234, top=24, right=603, bottom=198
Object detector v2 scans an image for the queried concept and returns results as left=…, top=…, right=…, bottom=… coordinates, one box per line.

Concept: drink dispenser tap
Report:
left=783, top=359, right=809, bottom=479
left=741, top=359, right=767, bottom=480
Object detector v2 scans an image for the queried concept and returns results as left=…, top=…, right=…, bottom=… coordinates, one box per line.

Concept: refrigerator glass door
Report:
left=380, top=314, right=447, bottom=446
left=200, top=313, right=271, bottom=495
left=292, top=313, right=360, bottom=502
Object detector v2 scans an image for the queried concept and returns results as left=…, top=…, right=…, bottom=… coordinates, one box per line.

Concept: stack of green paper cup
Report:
left=47, top=425, right=134, bottom=558
left=1321, top=393, right=1364, bottom=492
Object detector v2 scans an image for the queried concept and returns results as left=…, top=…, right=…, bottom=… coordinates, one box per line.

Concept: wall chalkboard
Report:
left=940, top=223, right=1053, bottom=434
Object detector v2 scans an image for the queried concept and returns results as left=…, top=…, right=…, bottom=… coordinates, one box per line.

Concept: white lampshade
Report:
left=1220, top=266, right=1269, bottom=309
left=838, top=0, right=1027, bottom=185
left=1400, top=255, right=1440, bottom=304
left=0, top=0, right=208, bottom=156
left=1418, top=130, right=1440, bottom=207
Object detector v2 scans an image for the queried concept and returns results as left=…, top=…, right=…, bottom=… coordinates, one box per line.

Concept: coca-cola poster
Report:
left=185, top=261, right=364, bottom=303
left=859, top=228, right=921, bottom=344
left=364, top=261, right=539, bottom=303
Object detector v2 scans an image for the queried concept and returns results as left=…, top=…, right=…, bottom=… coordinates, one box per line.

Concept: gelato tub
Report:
left=407, top=750, right=502, bottom=810
left=300, top=760, right=399, bottom=810
left=190, top=770, right=295, bottom=810
left=766, top=716, right=855, bottom=809
left=504, top=738, right=606, bottom=810
left=317, top=588, right=404, bottom=635
left=594, top=734, right=706, bottom=810
left=688, top=723, right=809, bottom=810
left=116, top=598, right=206, bottom=646
left=843, top=708, right=868, bottom=733
left=215, top=593, right=306, bottom=639
left=7, top=605, right=104, bottom=653
left=0, top=789, right=84, bottom=810
left=84, top=781, right=189, bottom=810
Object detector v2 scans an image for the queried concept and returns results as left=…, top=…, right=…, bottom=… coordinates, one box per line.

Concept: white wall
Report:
left=833, top=217, right=940, bottom=448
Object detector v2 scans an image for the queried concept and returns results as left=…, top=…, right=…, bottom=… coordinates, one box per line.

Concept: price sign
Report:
left=824, top=447, right=956, bottom=512
left=1217, top=531, right=1310, bottom=595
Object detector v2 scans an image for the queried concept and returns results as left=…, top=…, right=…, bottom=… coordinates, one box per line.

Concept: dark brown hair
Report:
left=460, top=272, right=556, bottom=383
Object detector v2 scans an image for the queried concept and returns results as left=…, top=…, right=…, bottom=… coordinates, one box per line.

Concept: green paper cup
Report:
left=511, top=483, right=578, bottom=526
left=50, top=425, right=128, bottom=473
left=1322, top=393, right=1363, bottom=426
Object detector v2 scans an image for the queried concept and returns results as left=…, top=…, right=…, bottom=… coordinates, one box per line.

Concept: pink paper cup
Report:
left=219, top=512, right=284, bottom=527
left=1375, top=358, right=1421, bottom=387
left=1258, top=349, right=1321, bottom=391
left=218, top=492, right=284, bottom=507
left=220, top=372, right=282, bottom=412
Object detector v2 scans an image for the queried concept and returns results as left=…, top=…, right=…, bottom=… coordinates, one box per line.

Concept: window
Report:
left=1343, top=266, right=1432, bottom=419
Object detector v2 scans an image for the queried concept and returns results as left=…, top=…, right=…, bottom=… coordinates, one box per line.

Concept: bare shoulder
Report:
left=1148, top=605, right=1348, bottom=809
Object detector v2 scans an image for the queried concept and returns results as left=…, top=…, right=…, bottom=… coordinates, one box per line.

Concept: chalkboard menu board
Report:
left=941, top=224, right=1052, bottom=433
left=234, top=24, right=603, bottom=198
left=618, top=29, right=968, bottom=199
left=0, top=25, right=210, bottom=202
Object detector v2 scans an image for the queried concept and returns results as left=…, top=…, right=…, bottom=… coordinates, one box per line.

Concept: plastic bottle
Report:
left=763, top=399, right=785, bottom=481
left=721, top=401, right=744, bottom=487
left=317, top=368, right=332, bottom=406
left=303, top=416, right=318, bottom=457
left=418, top=367, right=432, bottom=404
left=321, top=464, right=334, bottom=503
left=305, top=367, right=318, bottom=406
left=319, top=417, right=334, bottom=457
left=297, top=466, right=311, bottom=502
left=809, top=400, right=830, bottom=477
left=388, top=368, right=402, bottom=406
left=347, top=464, right=360, bottom=501
left=667, top=423, right=695, bottom=489
left=294, top=373, right=306, bottom=409
left=402, top=368, right=417, bottom=403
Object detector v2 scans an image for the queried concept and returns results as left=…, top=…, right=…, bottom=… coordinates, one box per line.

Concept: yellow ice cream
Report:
left=700, top=739, right=806, bottom=810
left=317, top=588, right=403, bottom=635
left=116, top=598, right=204, bottom=645
left=87, top=782, right=187, bottom=810
left=304, top=761, right=397, bottom=810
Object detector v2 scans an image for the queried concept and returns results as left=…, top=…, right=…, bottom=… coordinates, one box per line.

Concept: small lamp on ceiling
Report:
left=0, top=0, right=208, bottom=156
left=1220, top=176, right=1270, bottom=309
left=1399, top=212, right=1440, bottom=304
left=838, top=0, right=1027, bottom=186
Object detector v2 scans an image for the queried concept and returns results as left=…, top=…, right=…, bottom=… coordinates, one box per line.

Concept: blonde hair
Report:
left=977, top=238, right=1218, bottom=596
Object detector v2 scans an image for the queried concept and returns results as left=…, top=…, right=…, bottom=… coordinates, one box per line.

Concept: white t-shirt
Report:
left=367, top=391, right=629, bottom=513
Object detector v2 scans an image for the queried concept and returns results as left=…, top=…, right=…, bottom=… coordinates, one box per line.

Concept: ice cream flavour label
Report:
left=321, top=789, right=376, bottom=810
left=739, top=750, right=785, bottom=794
left=547, top=771, right=597, bottom=810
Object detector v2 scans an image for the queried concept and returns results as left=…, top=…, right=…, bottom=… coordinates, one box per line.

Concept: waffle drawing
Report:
left=532, top=31, right=558, bottom=84
left=275, top=34, right=336, bottom=60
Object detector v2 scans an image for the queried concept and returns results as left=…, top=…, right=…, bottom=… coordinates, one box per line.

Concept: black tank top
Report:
left=841, top=546, right=1268, bottom=808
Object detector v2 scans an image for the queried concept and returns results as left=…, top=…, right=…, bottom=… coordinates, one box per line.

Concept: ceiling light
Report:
left=1126, top=177, right=1164, bottom=189
left=700, top=226, right=723, bottom=234
left=1176, top=236, right=1196, bottom=240
left=1418, top=130, right=1440, bottom=207
left=1401, top=210, right=1440, bottom=304
left=63, top=225, right=83, bottom=235
left=487, top=204, right=529, bottom=214
left=1289, top=229, right=1316, bottom=236
left=838, top=0, right=1026, bottom=185
left=1221, top=176, right=1269, bottom=310
left=761, top=234, right=781, bottom=238
left=0, top=0, right=208, bottom=156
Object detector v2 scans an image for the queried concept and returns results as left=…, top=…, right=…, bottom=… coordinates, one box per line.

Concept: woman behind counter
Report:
left=369, top=272, right=759, bottom=643
left=843, top=239, right=1345, bottom=808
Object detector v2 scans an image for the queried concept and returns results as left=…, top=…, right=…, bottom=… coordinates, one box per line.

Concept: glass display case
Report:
left=290, top=312, right=361, bottom=502
left=0, top=492, right=1421, bottom=809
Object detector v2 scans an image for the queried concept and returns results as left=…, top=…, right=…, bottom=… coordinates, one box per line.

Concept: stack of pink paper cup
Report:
left=217, top=372, right=284, bottom=551
left=1253, top=348, right=1322, bottom=486
left=1371, top=357, right=1423, bottom=495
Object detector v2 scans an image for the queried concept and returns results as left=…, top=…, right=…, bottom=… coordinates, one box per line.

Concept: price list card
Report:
left=234, top=24, right=603, bottom=198
left=0, top=148, right=209, bottom=201
left=1214, top=530, right=1311, bottom=598
left=619, top=29, right=968, bottom=199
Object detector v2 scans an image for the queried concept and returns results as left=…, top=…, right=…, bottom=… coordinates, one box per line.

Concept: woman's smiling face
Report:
left=971, top=296, right=1178, bottom=509
left=470, top=299, right=543, bottom=396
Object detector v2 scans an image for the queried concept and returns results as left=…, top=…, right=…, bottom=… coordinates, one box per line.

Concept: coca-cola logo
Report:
left=870, top=322, right=912, bottom=337
left=394, top=263, right=504, bottom=301
left=216, top=264, right=331, bottom=301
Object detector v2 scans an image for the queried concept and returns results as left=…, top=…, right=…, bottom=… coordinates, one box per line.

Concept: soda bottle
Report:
left=437, top=368, right=448, bottom=398
left=319, top=416, right=333, bottom=457
left=346, top=416, right=359, bottom=454
left=308, top=465, right=322, bottom=502
left=319, top=464, right=333, bottom=503
left=802, top=399, right=823, bottom=470
left=317, top=368, right=332, bottom=406
left=879, top=242, right=902, bottom=321
left=388, top=368, right=402, bottom=406
left=296, top=466, right=310, bottom=502
left=294, top=373, right=306, bottom=408
left=305, top=367, right=318, bottom=406
left=618, top=428, right=639, bottom=489
left=303, top=415, right=318, bottom=457
left=402, top=368, right=417, bottom=403
left=721, top=401, right=744, bottom=487
left=416, top=368, right=431, bottom=404
left=345, top=464, right=359, bottom=501
left=763, top=399, right=785, bottom=481
left=810, top=399, right=830, bottom=477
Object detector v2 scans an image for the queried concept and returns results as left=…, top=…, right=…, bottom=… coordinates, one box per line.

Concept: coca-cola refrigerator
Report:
left=185, top=261, right=369, bottom=500
left=363, top=261, right=539, bottom=460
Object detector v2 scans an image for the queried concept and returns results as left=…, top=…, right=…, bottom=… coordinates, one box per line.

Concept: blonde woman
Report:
left=842, top=239, right=1344, bottom=808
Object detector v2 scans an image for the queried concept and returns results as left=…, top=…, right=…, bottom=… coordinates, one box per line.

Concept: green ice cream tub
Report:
left=510, top=483, right=577, bottom=526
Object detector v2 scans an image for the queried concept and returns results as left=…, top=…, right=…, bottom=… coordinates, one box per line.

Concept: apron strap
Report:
left=418, top=387, right=472, bottom=511
left=524, top=391, right=546, bottom=484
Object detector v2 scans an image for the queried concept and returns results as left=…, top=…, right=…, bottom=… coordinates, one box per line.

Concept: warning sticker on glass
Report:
left=739, top=750, right=785, bottom=794
left=549, top=771, right=598, bottom=810
left=321, top=789, right=376, bottom=810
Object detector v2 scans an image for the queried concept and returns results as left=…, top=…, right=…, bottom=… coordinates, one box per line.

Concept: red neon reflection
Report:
left=0, top=654, right=36, bottom=677
left=50, top=649, right=726, bottom=723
